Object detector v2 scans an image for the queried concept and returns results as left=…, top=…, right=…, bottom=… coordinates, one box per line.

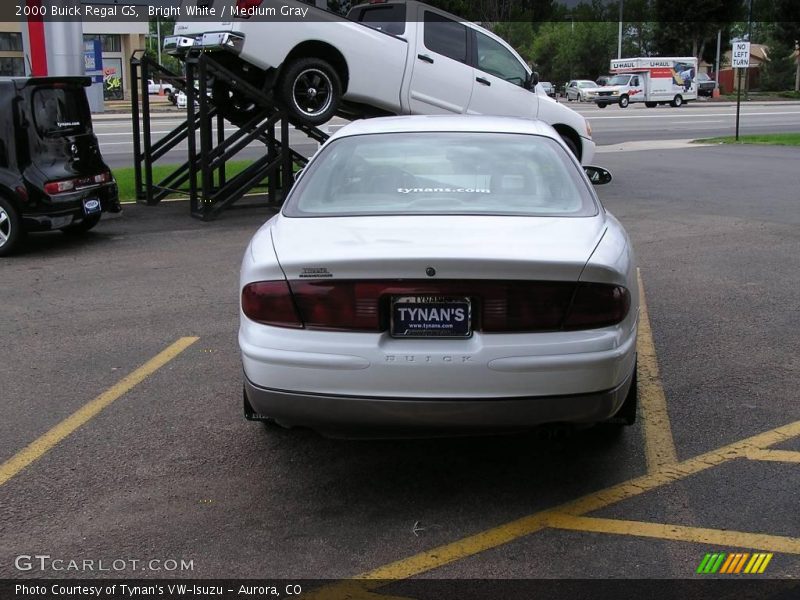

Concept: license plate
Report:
left=390, top=296, right=471, bottom=338
left=83, top=198, right=101, bottom=215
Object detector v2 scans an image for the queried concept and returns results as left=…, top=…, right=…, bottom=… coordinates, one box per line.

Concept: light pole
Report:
left=617, top=0, right=623, bottom=59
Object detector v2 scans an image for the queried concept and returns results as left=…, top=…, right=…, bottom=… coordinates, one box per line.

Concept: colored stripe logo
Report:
left=697, top=552, right=773, bottom=574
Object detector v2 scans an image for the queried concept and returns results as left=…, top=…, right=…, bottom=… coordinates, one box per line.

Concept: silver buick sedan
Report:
left=239, top=115, right=638, bottom=437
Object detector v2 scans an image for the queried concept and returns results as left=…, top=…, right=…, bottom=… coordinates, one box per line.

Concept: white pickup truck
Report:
left=164, top=0, right=594, bottom=163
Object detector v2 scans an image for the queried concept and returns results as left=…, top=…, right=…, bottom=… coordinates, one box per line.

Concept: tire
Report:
left=61, top=213, right=101, bottom=235
left=559, top=133, right=580, bottom=160
left=597, top=103, right=608, bottom=109
left=618, top=95, right=629, bottom=108
left=212, top=83, right=260, bottom=127
left=0, top=196, right=23, bottom=257
left=670, top=95, right=683, bottom=108
left=645, top=102, right=657, bottom=108
left=279, top=57, right=341, bottom=126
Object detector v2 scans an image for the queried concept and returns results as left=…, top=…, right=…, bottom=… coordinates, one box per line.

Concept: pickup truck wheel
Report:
left=618, top=95, right=629, bottom=108
left=280, top=58, right=341, bottom=126
left=560, top=134, right=579, bottom=159
left=597, top=103, right=608, bottom=108
left=0, top=197, right=23, bottom=257
left=61, top=213, right=101, bottom=234
left=670, top=95, right=683, bottom=107
left=645, top=102, right=657, bottom=108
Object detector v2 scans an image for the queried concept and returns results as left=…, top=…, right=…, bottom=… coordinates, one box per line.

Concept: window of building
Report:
left=0, top=57, right=25, bottom=77
left=0, top=32, right=23, bottom=52
left=83, top=34, right=122, bottom=53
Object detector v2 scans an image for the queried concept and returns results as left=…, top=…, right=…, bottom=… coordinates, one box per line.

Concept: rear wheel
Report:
left=61, top=213, right=101, bottom=235
left=0, top=196, right=23, bottom=257
left=645, top=101, right=657, bottom=108
left=618, top=95, right=629, bottom=108
left=597, top=102, right=608, bottom=108
left=670, top=94, right=683, bottom=108
left=279, top=57, right=341, bottom=126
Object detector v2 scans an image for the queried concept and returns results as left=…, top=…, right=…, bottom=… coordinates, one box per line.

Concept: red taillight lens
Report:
left=44, top=172, right=112, bottom=195
left=241, top=281, right=303, bottom=328
left=242, top=280, right=630, bottom=332
left=291, top=281, right=382, bottom=331
left=235, top=0, right=263, bottom=15
left=563, top=283, right=630, bottom=330
left=44, top=179, right=76, bottom=194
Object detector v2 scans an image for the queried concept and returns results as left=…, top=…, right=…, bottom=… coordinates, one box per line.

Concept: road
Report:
left=96, top=101, right=800, bottom=169
left=1, top=144, right=798, bottom=590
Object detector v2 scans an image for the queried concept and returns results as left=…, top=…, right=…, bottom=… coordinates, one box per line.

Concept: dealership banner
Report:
left=3, top=579, right=800, bottom=600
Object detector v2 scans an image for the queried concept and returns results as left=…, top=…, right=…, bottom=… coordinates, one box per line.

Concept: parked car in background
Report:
left=0, top=77, right=120, bottom=256
left=696, top=72, right=718, bottom=97
left=239, top=115, right=638, bottom=437
left=565, top=80, right=599, bottom=102
left=539, top=81, right=556, bottom=98
left=147, top=79, right=173, bottom=96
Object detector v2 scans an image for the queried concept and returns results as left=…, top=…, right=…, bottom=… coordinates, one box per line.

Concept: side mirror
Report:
left=525, top=71, right=540, bottom=90
left=584, top=166, right=612, bottom=185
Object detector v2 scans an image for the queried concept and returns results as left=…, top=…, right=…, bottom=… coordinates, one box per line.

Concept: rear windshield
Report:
left=284, top=132, right=597, bottom=218
left=31, top=87, right=90, bottom=137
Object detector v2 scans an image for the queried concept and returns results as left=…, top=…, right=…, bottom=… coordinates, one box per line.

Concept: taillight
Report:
left=291, top=281, right=383, bottom=331
left=235, top=0, right=263, bottom=16
left=44, top=171, right=112, bottom=195
left=44, top=179, right=75, bottom=194
left=563, top=283, right=630, bottom=330
left=241, top=281, right=303, bottom=328
left=241, top=280, right=630, bottom=332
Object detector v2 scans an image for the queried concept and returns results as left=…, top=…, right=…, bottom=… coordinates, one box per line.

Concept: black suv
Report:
left=0, top=77, right=120, bottom=256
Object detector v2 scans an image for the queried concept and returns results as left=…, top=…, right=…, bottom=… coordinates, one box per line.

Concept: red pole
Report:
left=26, top=0, right=48, bottom=76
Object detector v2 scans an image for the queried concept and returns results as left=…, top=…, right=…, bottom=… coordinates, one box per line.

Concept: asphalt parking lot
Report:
left=1, top=143, right=799, bottom=591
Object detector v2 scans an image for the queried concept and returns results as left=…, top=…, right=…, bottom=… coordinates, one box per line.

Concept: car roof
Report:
left=329, top=115, right=560, bottom=141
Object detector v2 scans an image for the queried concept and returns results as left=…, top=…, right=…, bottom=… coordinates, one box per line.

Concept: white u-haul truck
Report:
left=592, top=57, right=698, bottom=108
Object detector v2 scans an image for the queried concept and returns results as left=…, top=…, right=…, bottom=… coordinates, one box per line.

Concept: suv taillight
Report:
left=44, top=171, right=112, bottom=195
left=241, top=280, right=630, bottom=333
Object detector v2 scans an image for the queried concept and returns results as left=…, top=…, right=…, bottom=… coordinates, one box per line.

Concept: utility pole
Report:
left=715, top=30, right=721, bottom=82
left=156, top=19, right=162, bottom=66
left=795, top=40, right=800, bottom=92
left=617, top=0, right=623, bottom=59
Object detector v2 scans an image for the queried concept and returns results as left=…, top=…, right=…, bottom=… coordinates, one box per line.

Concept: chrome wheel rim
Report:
left=292, top=68, right=333, bottom=117
left=0, top=205, right=11, bottom=248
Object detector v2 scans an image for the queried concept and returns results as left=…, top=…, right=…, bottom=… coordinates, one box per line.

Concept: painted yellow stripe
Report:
left=295, top=419, right=800, bottom=596
left=745, top=449, right=800, bottom=463
left=0, top=337, right=199, bottom=487
left=545, top=514, right=800, bottom=555
left=636, top=269, right=678, bottom=471
left=744, top=553, right=762, bottom=574
left=758, top=553, right=773, bottom=573
left=720, top=553, right=736, bottom=573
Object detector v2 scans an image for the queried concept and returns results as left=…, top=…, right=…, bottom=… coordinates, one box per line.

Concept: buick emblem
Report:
left=425, top=267, right=436, bottom=277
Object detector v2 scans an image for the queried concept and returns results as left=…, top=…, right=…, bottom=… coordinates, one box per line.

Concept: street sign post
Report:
left=733, top=41, right=751, bottom=141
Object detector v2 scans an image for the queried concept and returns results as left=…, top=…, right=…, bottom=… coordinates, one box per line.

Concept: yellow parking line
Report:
left=744, top=448, right=800, bottom=463
left=306, top=418, right=800, bottom=597
left=636, top=269, right=678, bottom=471
left=545, top=513, right=800, bottom=554
left=0, top=337, right=199, bottom=487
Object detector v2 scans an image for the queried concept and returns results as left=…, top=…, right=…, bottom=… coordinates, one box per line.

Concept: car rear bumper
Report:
left=22, top=182, right=120, bottom=231
left=244, top=365, right=634, bottom=436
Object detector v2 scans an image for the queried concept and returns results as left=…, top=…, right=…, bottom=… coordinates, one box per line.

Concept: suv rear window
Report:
left=31, top=87, right=90, bottom=137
